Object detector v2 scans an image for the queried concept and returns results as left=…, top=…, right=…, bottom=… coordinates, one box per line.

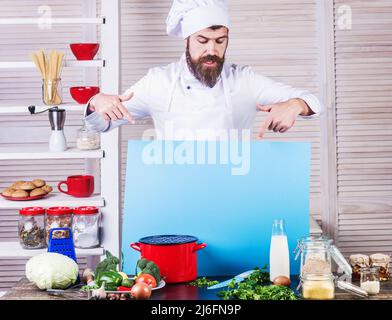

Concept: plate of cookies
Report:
left=1, top=179, right=53, bottom=201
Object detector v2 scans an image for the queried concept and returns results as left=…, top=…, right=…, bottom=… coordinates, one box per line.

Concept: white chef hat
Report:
left=166, top=0, right=230, bottom=39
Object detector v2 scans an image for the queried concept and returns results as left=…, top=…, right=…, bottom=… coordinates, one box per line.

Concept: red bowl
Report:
left=70, top=86, right=100, bottom=104
left=70, top=43, right=99, bottom=60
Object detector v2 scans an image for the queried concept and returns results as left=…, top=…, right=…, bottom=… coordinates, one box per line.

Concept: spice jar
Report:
left=349, top=254, right=370, bottom=281
left=300, top=274, right=335, bottom=300
left=18, top=207, right=46, bottom=249
left=45, top=207, right=72, bottom=244
left=370, top=253, right=390, bottom=281
left=72, top=206, right=100, bottom=248
left=76, top=121, right=100, bottom=150
left=360, top=267, right=380, bottom=295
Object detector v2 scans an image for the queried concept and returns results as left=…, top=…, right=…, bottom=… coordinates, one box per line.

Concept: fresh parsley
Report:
left=217, top=267, right=298, bottom=300
left=189, top=277, right=219, bottom=288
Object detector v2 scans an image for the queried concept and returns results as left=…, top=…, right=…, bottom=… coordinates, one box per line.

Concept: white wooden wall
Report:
left=0, top=0, right=99, bottom=290
left=333, top=0, right=392, bottom=255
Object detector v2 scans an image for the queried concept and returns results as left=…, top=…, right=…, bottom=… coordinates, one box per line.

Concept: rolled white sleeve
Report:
left=84, top=71, right=153, bottom=132
left=245, top=67, right=322, bottom=119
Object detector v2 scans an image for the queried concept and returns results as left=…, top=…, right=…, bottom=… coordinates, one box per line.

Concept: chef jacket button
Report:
left=187, top=86, right=191, bottom=90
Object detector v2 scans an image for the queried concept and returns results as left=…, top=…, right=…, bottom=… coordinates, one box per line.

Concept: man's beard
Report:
left=186, top=42, right=225, bottom=88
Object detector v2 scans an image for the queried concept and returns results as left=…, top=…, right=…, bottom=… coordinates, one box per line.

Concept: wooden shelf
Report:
left=0, top=60, right=104, bottom=69
left=0, top=242, right=104, bottom=258
left=0, top=194, right=105, bottom=209
left=0, top=103, right=87, bottom=114
left=0, top=17, right=104, bottom=25
left=0, top=147, right=104, bottom=160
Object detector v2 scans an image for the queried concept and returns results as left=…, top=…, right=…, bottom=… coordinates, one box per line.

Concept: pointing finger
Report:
left=258, top=115, right=273, bottom=139
left=116, top=101, right=135, bottom=124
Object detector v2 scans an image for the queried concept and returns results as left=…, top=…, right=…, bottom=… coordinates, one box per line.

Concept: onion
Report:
left=130, top=282, right=152, bottom=300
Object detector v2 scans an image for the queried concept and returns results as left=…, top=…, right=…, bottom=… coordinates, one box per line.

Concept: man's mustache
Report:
left=199, top=55, right=224, bottom=64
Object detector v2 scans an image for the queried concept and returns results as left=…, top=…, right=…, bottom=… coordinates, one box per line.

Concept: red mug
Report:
left=57, top=175, right=94, bottom=198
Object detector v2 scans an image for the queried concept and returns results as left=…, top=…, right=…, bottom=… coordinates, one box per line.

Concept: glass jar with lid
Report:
left=18, top=207, right=46, bottom=249
left=72, top=206, right=100, bottom=248
left=76, top=121, right=100, bottom=150
left=295, top=235, right=352, bottom=277
left=45, top=206, right=73, bottom=244
left=300, top=273, right=336, bottom=300
left=370, top=254, right=390, bottom=282
left=349, top=254, right=370, bottom=281
left=360, top=267, right=380, bottom=295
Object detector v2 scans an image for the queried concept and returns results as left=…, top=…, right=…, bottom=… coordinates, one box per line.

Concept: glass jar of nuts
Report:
left=45, top=207, right=73, bottom=245
left=370, top=254, right=390, bottom=282
left=18, top=207, right=46, bottom=249
left=349, top=254, right=370, bottom=281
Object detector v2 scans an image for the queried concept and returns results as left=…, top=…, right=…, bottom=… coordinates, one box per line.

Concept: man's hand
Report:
left=257, top=98, right=312, bottom=139
left=89, top=92, right=135, bottom=124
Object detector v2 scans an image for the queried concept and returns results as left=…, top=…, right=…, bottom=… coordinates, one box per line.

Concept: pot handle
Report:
left=192, top=243, right=207, bottom=252
left=130, top=242, right=141, bottom=252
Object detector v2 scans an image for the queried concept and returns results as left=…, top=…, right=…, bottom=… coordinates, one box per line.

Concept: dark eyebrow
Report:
left=197, top=35, right=228, bottom=41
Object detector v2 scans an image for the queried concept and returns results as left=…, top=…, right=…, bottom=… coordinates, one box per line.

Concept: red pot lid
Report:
left=139, top=235, right=198, bottom=245
left=47, top=206, right=73, bottom=215
left=73, top=206, right=99, bottom=215
left=19, top=207, right=45, bottom=216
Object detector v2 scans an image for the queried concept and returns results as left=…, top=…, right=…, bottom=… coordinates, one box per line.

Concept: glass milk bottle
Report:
left=269, top=219, right=290, bottom=281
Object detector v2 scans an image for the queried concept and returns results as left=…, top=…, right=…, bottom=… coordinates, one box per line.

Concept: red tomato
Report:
left=136, top=273, right=157, bottom=288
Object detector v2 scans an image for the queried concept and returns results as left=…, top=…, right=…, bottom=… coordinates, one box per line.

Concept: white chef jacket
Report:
left=84, top=55, right=322, bottom=134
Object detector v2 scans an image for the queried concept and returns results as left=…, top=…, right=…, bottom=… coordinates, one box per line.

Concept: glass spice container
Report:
left=45, top=206, right=73, bottom=244
left=370, top=254, right=390, bottom=282
left=72, top=206, right=100, bottom=248
left=360, top=267, right=380, bottom=295
left=300, top=273, right=335, bottom=300
left=349, top=254, right=370, bottom=281
left=76, top=121, right=100, bottom=151
left=18, top=207, right=46, bottom=249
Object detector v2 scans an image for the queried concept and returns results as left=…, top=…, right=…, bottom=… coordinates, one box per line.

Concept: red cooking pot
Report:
left=130, top=235, right=207, bottom=283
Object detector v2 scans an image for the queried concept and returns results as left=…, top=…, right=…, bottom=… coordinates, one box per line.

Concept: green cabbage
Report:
left=26, top=252, right=79, bottom=290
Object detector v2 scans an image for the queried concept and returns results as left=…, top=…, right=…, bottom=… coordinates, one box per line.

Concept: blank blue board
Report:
left=121, top=140, right=311, bottom=276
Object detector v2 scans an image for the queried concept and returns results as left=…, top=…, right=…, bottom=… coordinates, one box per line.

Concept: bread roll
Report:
left=11, top=181, right=26, bottom=189
left=11, top=190, right=29, bottom=198
left=32, top=179, right=46, bottom=188
left=18, top=182, right=36, bottom=191
left=2, top=188, right=15, bottom=197
left=41, top=185, right=53, bottom=193
left=30, top=188, right=47, bottom=197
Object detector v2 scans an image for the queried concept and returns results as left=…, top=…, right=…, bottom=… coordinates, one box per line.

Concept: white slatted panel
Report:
left=334, top=0, right=392, bottom=255
left=0, top=0, right=99, bottom=291
left=119, top=0, right=322, bottom=222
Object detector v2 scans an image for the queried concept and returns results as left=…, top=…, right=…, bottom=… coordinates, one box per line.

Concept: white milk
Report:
left=269, top=235, right=290, bottom=281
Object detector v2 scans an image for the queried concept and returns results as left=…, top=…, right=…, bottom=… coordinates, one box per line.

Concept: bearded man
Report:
left=84, top=0, right=321, bottom=140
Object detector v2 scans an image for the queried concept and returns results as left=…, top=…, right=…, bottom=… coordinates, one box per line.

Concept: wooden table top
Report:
left=2, top=277, right=392, bottom=300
